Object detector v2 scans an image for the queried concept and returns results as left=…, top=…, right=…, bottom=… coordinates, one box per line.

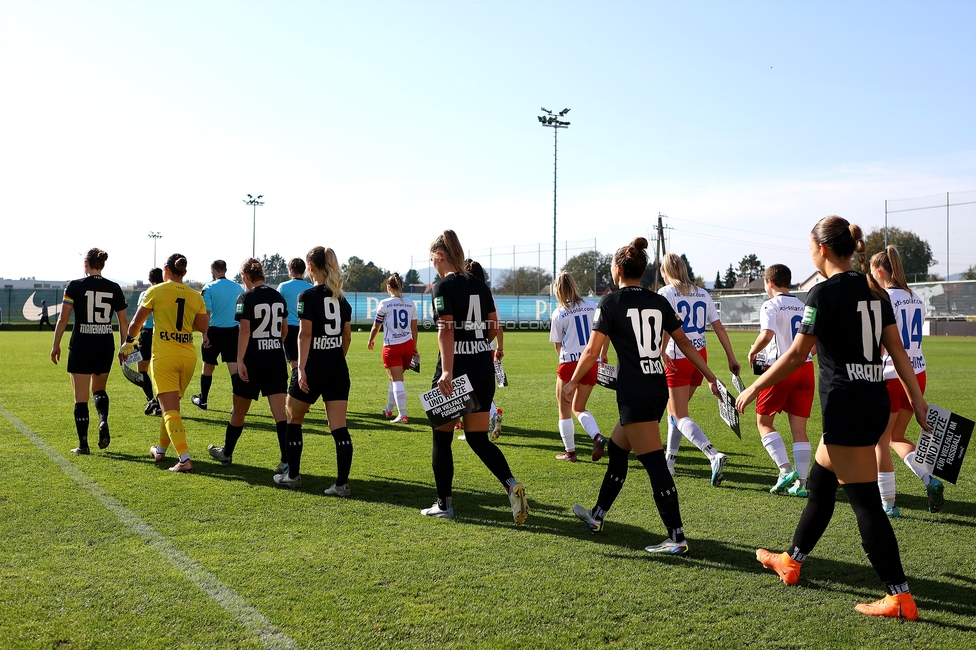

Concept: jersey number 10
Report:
left=626, top=308, right=663, bottom=358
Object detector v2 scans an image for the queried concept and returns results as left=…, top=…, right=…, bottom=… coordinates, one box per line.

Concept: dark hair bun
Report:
left=175, top=257, right=187, bottom=273
left=632, top=237, right=648, bottom=251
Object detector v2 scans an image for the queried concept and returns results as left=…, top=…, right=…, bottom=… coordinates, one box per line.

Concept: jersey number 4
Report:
left=465, top=296, right=484, bottom=339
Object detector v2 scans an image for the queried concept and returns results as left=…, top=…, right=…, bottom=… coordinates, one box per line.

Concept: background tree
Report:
left=865, top=227, right=935, bottom=282
left=341, top=256, right=391, bottom=292
left=680, top=254, right=695, bottom=285
left=962, top=265, right=976, bottom=281
left=233, top=253, right=288, bottom=286
left=561, top=250, right=612, bottom=293
left=641, top=260, right=662, bottom=290
left=737, top=254, right=765, bottom=283
left=496, top=266, right=552, bottom=295
left=404, top=269, right=420, bottom=285
left=723, top=264, right=738, bottom=288
left=713, top=271, right=724, bottom=290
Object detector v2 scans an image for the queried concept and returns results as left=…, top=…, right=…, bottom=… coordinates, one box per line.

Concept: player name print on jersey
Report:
left=844, top=363, right=885, bottom=382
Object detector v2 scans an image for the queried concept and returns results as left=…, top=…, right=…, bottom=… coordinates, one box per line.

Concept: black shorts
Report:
left=234, top=361, right=289, bottom=400
left=432, top=356, right=495, bottom=414
left=67, top=347, right=114, bottom=375
left=202, top=326, right=239, bottom=365
left=821, top=386, right=889, bottom=447
left=288, top=363, right=350, bottom=404
left=283, top=326, right=299, bottom=362
left=139, top=327, right=154, bottom=359
left=617, top=395, right=669, bottom=426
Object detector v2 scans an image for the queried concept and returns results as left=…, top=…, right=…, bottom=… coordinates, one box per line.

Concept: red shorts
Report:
left=558, top=361, right=598, bottom=386
left=756, top=361, right=815, bottom=418
left=887, top=371, right=926, bottom=413
left=665, top=348, right=707, bottom=388
left=382, top=340, right=415, bottom=369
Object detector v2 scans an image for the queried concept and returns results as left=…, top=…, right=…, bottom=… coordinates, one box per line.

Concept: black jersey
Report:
left=431, top=272, right=495, bottom=371
left=799, top=271, right=895, bottom=413
left=63, top=276, right=127, bottom=352
left=296, top=285, right=352, bottom=367
left=593, top=286, right=683, bottom=402
left=235, top=285, right=288, bottom=365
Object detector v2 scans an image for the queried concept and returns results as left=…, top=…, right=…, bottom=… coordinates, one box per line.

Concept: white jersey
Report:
left=549, top=299, right=598, bottom=363
left=375, top=296, right=418, bottom=346
left=658, top=285, right=719, bottom=359
left=883, top=287, right=926, bottom=380
left=759, top=293, right=812, bottom=364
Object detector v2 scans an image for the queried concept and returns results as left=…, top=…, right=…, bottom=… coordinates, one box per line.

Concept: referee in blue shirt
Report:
left=192, top=260, right=245, bottom=409
left=276, top=258, right=313, bottom=370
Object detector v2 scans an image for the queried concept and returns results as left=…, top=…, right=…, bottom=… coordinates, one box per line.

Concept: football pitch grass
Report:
left=2, top=330, right=974, bottom=649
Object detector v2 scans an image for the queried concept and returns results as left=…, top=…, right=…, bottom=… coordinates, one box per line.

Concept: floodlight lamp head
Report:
left=537, top=116, right=544, bottom=122
left=257, top=195, right=263, bottom=199
left=247, top=194, right=253, bottom=199
left=560, top=108, right=570, bottom=115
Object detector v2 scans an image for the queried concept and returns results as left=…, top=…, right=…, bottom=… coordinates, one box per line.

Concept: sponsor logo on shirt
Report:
left=236, top=303, right=244, bottom=313
left=801, top=306, right=817, bottom=326
left=297, top=301, right=304, bottom=315
left=434, top=296, right=445, bottom=311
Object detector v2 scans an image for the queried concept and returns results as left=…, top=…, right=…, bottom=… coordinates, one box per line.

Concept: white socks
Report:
left=558, top=419, right=575, bottom=452
left=393, top=381, right=407, bottom=418
left=793, top=442, right=812, bottom=482
left=666, top=416, right=682, bottom=463
left=761, top=431, right=792, bottom=472
left=386, top=383, right=395, bottom=412
left=490, top=401, right=498, bottom=418
left=904, top=451, right=933, bottom=486
left=677, top=417, right=718, bottom=460
left=576, top=411, right=601, bottom=440
left=878, top=471, right=897, bottom=508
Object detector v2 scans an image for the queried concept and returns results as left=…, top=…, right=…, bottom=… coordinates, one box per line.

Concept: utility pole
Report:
left=538, top=107, right=570, bottom=295
left=653, top=213, right=668, bottom=291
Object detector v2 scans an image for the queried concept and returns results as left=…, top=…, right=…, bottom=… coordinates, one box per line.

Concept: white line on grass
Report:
left=0, top=403, right=298, bottom=650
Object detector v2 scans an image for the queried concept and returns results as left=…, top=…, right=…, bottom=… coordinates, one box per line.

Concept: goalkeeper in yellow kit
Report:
left=123, top=253, right=208, bottom=472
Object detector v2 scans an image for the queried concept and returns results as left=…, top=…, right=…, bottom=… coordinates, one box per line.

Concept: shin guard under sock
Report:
left=463, top=431, right=514, bottom=488
left=637, top=449, right=684, bottom=540
left=73, top=402, right=90, bottom=449
left=286, top=423, right=304, bottom=478
left=331, top=426, right=353, bottom=485
left=843, top=481, right=908, bottom=589
left=594, top=440, right=629, bottom=519
left=162, top=411, right=189, bottom=460
left=432, top=429, right=455, bottom=505
left=789, top=461, right=838, bottom=559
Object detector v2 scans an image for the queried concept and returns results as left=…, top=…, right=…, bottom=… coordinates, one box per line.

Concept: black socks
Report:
left=462, top=431, right=514, bottom=489
left=331, top=427, right=353, bottom=485
left=286, top=423, right=303, bottom=478
left=843, top=481, right=908, bottom=590
left=200, top=374, right=213, bottom=402
left=789, top=461, right=838, bottom=558
left=636, top=449, right=684, bottom=541
left=141, top=373, right=154, bottom=401
left=594, top=440, right=629, bottom=519
left=432, top=429, right=455, bottom=504
left=223, top=424, right=244, bottom=457
left=73, top=402, right=89, bottom=449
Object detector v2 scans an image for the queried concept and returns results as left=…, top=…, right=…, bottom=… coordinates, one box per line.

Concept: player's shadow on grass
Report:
left=600, top=537, right=976, bottom=626
left=348, top=473, right=670, bottom=542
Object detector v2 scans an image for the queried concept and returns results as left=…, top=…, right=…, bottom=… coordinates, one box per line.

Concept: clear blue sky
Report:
left=2, top=1, right=974, bottom=286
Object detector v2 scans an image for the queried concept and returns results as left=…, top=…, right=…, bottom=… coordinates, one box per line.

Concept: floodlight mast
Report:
left=243, top=194, right=265, bottom=258
left=538, top=107, right=570, bottom=295
left=148, top=232, right=163, bottom=267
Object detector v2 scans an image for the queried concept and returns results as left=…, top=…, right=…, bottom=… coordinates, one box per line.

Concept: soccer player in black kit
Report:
left=565, top=238, right=720, bottom=553
left=51, top=248, right=129, bottom=454
left=421, top=230, right=528, bottom=524
left=208, top=258, right=290, bottom=470
left=273, top=246, right=354, bottom=497
left=737, top=216, right=929, bottom=620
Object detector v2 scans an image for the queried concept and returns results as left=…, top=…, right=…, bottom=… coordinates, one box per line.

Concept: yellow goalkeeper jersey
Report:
left=141, top=281, right=207, bottom=360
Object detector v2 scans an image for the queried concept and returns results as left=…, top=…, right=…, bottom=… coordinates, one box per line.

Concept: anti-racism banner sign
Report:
left=916, top=404, right=972, bottom=484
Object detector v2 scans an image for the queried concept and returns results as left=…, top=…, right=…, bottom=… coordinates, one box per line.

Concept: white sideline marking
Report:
left=0, top=403, right=297, bottom=650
